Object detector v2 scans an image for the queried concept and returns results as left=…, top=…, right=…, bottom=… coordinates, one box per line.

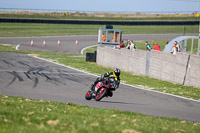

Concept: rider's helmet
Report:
left=114, top=68, right=120, bottom=77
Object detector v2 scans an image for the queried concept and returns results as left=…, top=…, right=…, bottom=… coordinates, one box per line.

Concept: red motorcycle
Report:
left=85, top=78, right=115, bottom=101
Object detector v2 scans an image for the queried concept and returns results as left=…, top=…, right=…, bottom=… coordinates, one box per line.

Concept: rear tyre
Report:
left=95, top=87, right=107, bottom=101
left=107, top=91, right=113, bottom=97
left=85, top=90, right=92, bottom=100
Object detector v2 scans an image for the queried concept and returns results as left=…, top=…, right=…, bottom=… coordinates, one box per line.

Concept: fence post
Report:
left=145, top=51, right=150, bottom=76
left=198, top=20, right=200, bottom=55
left=191, top=38, right=194, bottom=55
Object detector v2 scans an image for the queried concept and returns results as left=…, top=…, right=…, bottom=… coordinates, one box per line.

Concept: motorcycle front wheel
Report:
left=85, top=90, right=92, bottom=100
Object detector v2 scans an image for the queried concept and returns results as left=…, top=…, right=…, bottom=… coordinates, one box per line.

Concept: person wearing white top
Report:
left=130, top=41, right=136, bottom=51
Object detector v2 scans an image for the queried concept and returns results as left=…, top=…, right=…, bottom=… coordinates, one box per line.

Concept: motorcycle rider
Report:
left=91, top=68, right=121, bottom=97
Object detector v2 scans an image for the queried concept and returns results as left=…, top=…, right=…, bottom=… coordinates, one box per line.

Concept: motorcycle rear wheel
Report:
left=95, top=87, right=107, bottom=101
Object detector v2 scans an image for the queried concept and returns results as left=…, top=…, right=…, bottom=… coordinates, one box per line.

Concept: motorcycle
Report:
left=85, top=77, right=115, bottom=101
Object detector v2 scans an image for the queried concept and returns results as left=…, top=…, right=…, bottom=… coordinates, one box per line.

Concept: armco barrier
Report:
left=97, top=47, right=200, bottom=88
left=0, top=18, right=199, bottom=25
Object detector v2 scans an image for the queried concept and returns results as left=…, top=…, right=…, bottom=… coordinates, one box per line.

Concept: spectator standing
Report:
left=130, top=41, right=136, bottom=51
left=119, top=41, right=125, bottom=49
left=153, top=43, right=160, bottom=51
left=102, top=33, right=106, bottom=42
left=145, top=41, right=151, bottom=51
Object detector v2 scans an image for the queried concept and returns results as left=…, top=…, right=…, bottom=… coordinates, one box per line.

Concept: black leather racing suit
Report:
left=91, top=71, right=120, bottom=91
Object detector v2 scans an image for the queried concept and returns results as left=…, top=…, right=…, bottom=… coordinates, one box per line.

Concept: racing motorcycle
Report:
left=85, top=77, right=115, bottom=101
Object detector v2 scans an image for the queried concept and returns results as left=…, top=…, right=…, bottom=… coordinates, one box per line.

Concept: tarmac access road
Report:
left=0, top=52, right=200, bottom=122
left=0, top=34, right=189, bottom=54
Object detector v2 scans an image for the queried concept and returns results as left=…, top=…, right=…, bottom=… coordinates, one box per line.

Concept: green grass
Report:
left=1, top=95, right=200, bottom=133
left=186, top=39, right=199, bottom=54
left=1, top=13, right=199, bottom=21
left=0, top=23, right=101, bottom=37
left=1, top=44, right=200, bottom=101
left=0, top=23, right=198, bottom=37
left=82, top=46, right=98, bottom=55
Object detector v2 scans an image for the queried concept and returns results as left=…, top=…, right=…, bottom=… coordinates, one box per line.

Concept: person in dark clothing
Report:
left=90, top=68, right=121, bottom=97
left=175, top=41, right=180, bottom=52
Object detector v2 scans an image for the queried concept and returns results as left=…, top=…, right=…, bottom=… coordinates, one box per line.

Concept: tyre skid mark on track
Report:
left=41, top=73, right=52, bottom=80
left=6, top=71, right=24, bottom=88
left=2, top=60, right=15, bottom=67
left=24, top=72, right=32, bottom=80
left=18, top=61, right=31, bottom=67
left=3, top=66, right=85, bottom=88
left=33, top=77, right=39, bottom=88
left=6, top=76, right=17, bottom=88
left=7, top=71, right=23, bottom=81
left=5, top=69, right=61, bottom=88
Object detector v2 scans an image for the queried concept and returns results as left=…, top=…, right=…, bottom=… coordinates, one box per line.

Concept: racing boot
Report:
left=92, top=91, right=96, bottom=97
left=107, top=91, right=113, bottom=97
left=90, top=84, right=96, bottom=97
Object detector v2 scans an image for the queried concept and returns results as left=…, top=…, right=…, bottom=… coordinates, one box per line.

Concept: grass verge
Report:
left=1, top=44, right=200, bottom=101
left=0, top=23, right=198, bottom=37
left=1, top=95, right=200, bottom=133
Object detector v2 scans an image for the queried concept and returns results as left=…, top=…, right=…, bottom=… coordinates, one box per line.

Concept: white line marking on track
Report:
left=28, top=54, right=200, bottom=103
left=16, top=44, right=20, bottom=50
left=80, top=44, right=97, bottom=55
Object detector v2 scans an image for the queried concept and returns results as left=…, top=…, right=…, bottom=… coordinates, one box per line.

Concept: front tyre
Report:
left=85, top=90, right=92, bottom=100
left=95, top=87, right=107, bottom=101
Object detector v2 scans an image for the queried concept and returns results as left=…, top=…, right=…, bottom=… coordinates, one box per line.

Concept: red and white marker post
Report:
left=75, top=40, right=78, bottom=45
left=43, top=40, right=46, bottom=46
left=30, top=40, right=33, bottom=46
left=57, top=40, right=60, bottom=46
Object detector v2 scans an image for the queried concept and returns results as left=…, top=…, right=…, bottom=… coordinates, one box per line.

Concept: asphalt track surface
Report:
left=0, top=34, right=200, bottom=122
left=0, top=34, right=187, bottom=54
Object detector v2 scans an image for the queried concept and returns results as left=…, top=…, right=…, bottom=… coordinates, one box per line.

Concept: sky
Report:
left=0, top=0, right=200, bottom=13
